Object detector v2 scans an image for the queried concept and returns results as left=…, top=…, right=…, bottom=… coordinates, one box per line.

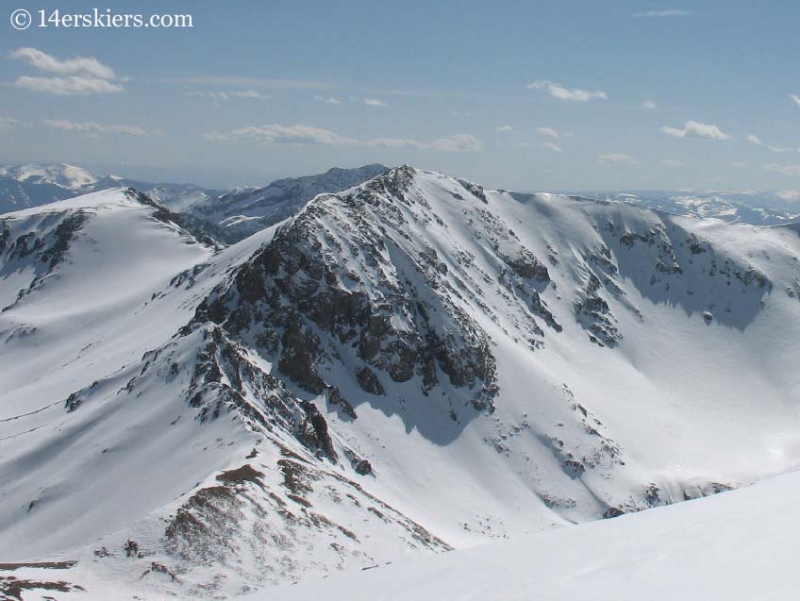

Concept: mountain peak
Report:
left=0, top=162, right=100, bottom=190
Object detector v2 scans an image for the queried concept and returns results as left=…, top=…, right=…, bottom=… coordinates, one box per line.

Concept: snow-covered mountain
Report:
left=0, top=164, right=98, bottom=214
left=6, top=164, right=798, bottom=242
left=0, top=163, right=388, bottom=243
left=588, top=190, right=800, bottom=225
left=2, top=166, right=800, bottom=599
left=191, top=163, right=389, bottom=241
left=0, top=163, right=217, bottom=215
left=0, top=163, right=100, bottom=190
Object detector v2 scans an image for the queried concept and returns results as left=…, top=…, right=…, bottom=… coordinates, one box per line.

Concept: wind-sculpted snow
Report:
left=2, top=169, right=800, bottom=600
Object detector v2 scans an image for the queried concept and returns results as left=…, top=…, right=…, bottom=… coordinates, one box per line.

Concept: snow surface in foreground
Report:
left=260, top=468, right=800, bottom=601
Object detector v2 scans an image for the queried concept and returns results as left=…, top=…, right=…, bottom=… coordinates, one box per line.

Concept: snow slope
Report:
left=0, top=189, right=221, bottom=552
left=261, top=467, right=800, bottom=601
left=2, top=167, right=800, bottom=598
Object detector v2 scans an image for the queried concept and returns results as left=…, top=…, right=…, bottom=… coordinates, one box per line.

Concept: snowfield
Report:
left=260, top=467, right=800, bottom=601
left=1, top=167, right=800, bottom=599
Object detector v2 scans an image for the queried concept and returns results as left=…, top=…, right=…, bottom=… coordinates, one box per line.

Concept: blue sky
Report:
left=2, top=0, right=800, bottom=192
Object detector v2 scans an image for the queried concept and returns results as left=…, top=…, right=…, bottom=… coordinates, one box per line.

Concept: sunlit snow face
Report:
left=767, top=434, right=800, bottom=470
left=767, top=446, right=785, bottom=462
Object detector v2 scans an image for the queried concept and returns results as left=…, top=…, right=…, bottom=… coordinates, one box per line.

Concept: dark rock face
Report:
left=573, top=212, right=776, bottom=342
left=298, top=401, right=338, bottom=462
left=68, top=322, right=355, bottom=474
left=456, top=179, right=488, bottom=204
left=575, top=274, right=620, bottom=347
left=189, top=167, right=500, bottom=426
left=4, top=211, right=87, bottom=268
left=0, top=209, right=89, bottom=311
left=0, top=221, right=10, bottom=254
left=498, top=248, right=561, bottom=338
left=356, top=366, right=385, bottom=395
left=46, top=214, right=87, bottom=269
left=327, top=386, right=357, bottom=419
left=504, top=249, right=550, bottom=282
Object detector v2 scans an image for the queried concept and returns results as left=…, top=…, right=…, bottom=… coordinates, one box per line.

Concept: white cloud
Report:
left=237, top=90, right=268, bottom=99
left=10, top=47, right=123, bottom=96
left=542, top=142, right=564, bottom=152
left=368, top=133, right=483, bottom=152
left=777, top=190, right=800, bottom=202
left=427, top=133, right=483, bottom=152
left=536, top=127, right=562, bottom=139
left=662, top=159, right=683, bottom=167
left=189, top=90, right=269, bottom=101
left=363, top=98, right=387, bottom=107
left=206, top=124, right=353, bottom=145
left=171, top=76, right=335, bottom=91
left=632, top=9, right=692, bottom=17
left=599, top=153, right=636, bottom=164
left=745, top=134, right=789, bottom=153
left=313, top=96, right=342, bottom=105
left=42, top=119, right=149, bottom=136
left=660, top=120, right=730, bottom=140
left=10, top=47, right=116, bottom=79
left=497, top=125, right=513, bottom=132
left=732, top=162, right=748, bottom=169
left=205, top=124, right=482, bottom=152
left=790, top=94, right=800, bottom=107
left=761, top=164, right=800, bottom=176
left=0, top=115, right=29, bottom=129
left=642, top=100, right=658, bottom=109
left=15, top=76, right=123, bottom=95
left=527, top=80, right=607, bottom=102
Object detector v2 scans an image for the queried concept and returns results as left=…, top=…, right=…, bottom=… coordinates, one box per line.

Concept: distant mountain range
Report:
left=0, top=163, right=217, bottom=215
left=571, top=190, right=800, bottom=226
left=3, top=165, right=799, bottom=248
left=0, top=163, right=389, bottom=243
